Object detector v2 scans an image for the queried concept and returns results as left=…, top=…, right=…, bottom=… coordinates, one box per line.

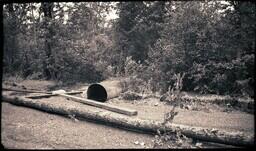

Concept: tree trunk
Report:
left=2, top=94, right=254, bottom=147
left=5, top=4, right=18, bottom=69
left=41, top=2, right=54, bottom=80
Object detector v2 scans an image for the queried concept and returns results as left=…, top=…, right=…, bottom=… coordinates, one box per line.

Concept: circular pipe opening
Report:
left=87, top=84, right=107, bottom=102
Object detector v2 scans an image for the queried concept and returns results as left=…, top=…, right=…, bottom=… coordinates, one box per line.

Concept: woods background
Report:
left=2, top=1, right=255, bottom=97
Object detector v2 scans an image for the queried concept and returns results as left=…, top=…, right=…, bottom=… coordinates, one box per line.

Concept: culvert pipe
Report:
left=87, top=80, right=123, bottom=102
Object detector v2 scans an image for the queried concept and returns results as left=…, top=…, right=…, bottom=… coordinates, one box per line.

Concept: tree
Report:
left=41, top=2, right=55, bottom=79
left=113, top=2, right=167, bottom=76
left=3, top=4, right=20, bottom=74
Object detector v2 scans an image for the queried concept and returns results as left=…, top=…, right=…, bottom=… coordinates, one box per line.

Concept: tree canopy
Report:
left=3, top=1, right=255, bottom=97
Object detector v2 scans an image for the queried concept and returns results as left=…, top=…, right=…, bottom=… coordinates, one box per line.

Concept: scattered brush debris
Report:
left=152, top=105, right=198, bottom=148
left=68, top=114, right=79, bottom=122
left=3, top=81, right=27, bottom=90
left=120, top=91, right=143, bottom=100
left=152, top=105, right=220, bottom=149
left=160, top=91, right=254, bottom=114
left=153, top=74, right=210, bottom=148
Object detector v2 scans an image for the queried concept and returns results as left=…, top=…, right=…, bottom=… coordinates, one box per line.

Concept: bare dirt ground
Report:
left=1, top=79, right=254, bottom=149
left=1, top=102, right=154, bottom=149
left=109, top=98, right=254, bottom=133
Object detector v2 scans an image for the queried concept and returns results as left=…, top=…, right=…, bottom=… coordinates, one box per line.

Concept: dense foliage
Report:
left=2, top=1, right=255, bottom=97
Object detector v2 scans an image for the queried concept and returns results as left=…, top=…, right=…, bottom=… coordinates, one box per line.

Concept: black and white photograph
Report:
left=1, top=1, right=255, bottom=149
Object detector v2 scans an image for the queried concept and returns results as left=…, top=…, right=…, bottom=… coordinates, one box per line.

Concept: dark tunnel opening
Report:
left=87, top=84, right=107, bottom=102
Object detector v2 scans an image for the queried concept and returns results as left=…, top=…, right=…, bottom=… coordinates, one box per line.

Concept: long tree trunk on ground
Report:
left=2, top=94, right=254, bottom=147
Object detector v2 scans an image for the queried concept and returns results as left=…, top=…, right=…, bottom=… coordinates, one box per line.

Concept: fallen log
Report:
left=2, top=87, right=52, bottom=94
left=27, top=92, right=137, bottom=116
left=56, top=93, right=137, bottom=116
left=26, top=91, right=83, bottom=99
left=1, top=94, right=254, bottom=147
left=180, top=94, right=254, bottom=113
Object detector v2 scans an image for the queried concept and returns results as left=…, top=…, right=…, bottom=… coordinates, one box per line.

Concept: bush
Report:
left=185, top=54, right=254, bottom=97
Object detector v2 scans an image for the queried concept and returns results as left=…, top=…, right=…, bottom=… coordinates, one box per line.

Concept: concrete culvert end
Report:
left=87, top=84, right=107, bottom=102
left=87, top=80, right=123, bottom=102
